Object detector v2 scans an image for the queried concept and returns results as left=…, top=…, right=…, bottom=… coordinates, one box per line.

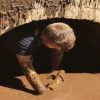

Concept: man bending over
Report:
left=16, top=22, right=76, bottom=94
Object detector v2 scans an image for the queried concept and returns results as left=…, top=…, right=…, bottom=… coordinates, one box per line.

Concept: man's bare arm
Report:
left=46, top=50, right=65, bottom=90
left=50, top=49, right=64, bottom=71
left=16, top=54, right=46, bottom=94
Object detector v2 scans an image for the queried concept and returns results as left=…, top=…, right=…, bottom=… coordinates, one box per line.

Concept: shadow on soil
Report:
left=0, top=18, right=100, bottom=95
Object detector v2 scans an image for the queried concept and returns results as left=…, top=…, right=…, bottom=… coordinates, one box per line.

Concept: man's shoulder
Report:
left=16, top=36, right=35, bottom=55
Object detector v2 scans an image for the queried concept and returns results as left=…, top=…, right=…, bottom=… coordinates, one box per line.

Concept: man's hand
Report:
left=16, top=54, right=46, bottom=94
left=46, top=70, right=65, bottom=90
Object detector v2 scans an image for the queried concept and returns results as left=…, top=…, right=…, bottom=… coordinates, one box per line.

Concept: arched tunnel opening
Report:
left=0, top=18, right=100, bottom=77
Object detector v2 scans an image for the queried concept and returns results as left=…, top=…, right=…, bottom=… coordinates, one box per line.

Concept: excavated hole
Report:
left=0, top=18, right=100, bottom=77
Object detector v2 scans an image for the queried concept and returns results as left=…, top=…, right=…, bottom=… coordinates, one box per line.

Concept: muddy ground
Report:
left=0, top=73, right=100, bottom=100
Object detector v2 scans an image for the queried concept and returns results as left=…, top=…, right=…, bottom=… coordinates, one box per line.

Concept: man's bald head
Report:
left=42, top=22, right=76, bottom=51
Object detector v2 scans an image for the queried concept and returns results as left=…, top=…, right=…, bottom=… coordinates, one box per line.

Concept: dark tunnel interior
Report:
left=0, top=18, right=100, bottom=78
